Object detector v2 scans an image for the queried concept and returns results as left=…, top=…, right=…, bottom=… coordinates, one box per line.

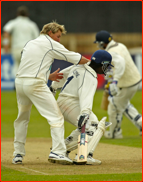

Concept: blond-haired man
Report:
left=12, top=21, right=91, bottom=165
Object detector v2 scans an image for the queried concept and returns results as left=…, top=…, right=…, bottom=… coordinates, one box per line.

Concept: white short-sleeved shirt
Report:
left=16, top=34, right=82, bottom=83
left=3, top=16, right=39, bottom=49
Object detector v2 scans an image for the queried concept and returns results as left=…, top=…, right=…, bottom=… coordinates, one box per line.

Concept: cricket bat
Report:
left=77, top=123, right=88, bottom=164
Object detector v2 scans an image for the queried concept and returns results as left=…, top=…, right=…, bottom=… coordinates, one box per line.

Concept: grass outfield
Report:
left=1, top=166, right=142, bottom=181
left=1, top=90, right=142, bottom=181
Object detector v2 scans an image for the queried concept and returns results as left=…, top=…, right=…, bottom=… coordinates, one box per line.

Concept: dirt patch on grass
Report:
left=1, top=138, right=142, bottom=175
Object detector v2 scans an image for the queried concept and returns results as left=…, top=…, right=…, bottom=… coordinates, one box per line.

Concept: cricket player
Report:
left=12, top=21, right=92, bottom=165
left=2, top=6, right=40, bottom=77
left=94, top=30, right=142, bottom=139
left=51, top=50, right=113, bottom=165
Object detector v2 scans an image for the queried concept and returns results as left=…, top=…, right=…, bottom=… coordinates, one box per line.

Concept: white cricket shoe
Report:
left=12, top=154, right=23, bottom=164
left=73, top=154, right=101, bottom=165
left=104, top=129, right=123, bottom=139
left=48, top=152, right=73, bottom=165
left=86, top=155, right=101, bottom=165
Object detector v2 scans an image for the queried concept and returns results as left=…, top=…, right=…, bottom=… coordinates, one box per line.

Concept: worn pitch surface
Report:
left=1, top=138, right=142, bottom=175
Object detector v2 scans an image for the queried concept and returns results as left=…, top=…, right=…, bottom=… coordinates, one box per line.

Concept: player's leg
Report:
left=78, top=117, right=107, bottom=165
left=87, top=117, right=111, bottom=155
left=123, top=82, right=142, bottom=135
left=73, top=117, right=111, bottom=165
left=123, top=102, right=142, bottom=135
left=58, top=96, right=97, bottom=151
left=58, top=97, right=83, bottom=152
left=13, top=78, right=33, bottom=164
left=104, top=97, right=123, bottom=139
left=24, top=79, right=72, bottom=164
left=105, top=85, right=140, bottom=138
left=65, top=117, right=102, bottom=165
left=57, top=96, right=105, bottom=164
left=64, top=111, right=100, bottom=149
left=57, top=96, right=80, bottom=127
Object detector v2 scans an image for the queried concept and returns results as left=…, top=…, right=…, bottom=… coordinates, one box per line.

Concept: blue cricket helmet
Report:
left=94, top=30, right=112, bottom=44
left=91, top=50, right=113, bottom=75
left=91, top=50, right=112, bottom=64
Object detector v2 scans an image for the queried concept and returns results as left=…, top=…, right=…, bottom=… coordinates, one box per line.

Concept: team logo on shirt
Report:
left=73, top=70, right=80, bottom=78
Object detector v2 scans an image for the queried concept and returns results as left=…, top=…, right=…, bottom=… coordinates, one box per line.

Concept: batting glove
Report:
left=78, top=113, right=89, bottom=129
left=109, top=81, right=118, bottom=96
left=104, top=70, right=113, bottom=83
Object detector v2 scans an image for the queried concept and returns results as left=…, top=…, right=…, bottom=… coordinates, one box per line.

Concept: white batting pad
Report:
left=87, top=117, right=106, bottom=154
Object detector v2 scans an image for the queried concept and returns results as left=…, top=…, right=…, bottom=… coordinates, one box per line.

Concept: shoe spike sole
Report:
left=48, top=158, right=73, bottom=165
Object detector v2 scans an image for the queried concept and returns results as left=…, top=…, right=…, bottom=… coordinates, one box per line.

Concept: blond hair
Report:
left=40, top=21, right=67, bottom=35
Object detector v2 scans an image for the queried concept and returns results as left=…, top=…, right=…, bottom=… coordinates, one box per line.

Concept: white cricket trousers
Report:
left=14, top=77, right=66, bottom=156
left=108, top=83, right=141, bottom=134
left=57, top=95, right=98, bottom=129
left=57, top=95, right=99, bottom=151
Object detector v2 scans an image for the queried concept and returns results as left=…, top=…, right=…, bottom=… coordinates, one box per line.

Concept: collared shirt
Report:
left=16, top=34, right=81, bottom=83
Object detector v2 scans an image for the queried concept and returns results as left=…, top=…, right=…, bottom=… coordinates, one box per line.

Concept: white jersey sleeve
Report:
left=110, top=51, right=125, bottom=82
left=3, top=19, right=15, bottom=33
left=50, top=41, right=81, bottom=65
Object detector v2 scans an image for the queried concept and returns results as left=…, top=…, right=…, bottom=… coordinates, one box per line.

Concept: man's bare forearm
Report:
left=78, top=56, right=91, bottom=64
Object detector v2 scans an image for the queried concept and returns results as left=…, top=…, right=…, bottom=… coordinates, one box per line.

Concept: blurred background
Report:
left=1, top=1, right=142, bottom=90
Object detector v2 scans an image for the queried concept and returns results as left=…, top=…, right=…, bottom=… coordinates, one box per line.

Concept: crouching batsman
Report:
left=50, top=50, right=113, bottom=165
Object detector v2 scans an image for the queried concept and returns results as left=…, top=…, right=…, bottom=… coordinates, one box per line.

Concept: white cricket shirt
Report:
left=106, top=40, right=141, bottom=87
left=52, top=64, right=97, bottom=115
left=3, top=16, right=39, bottom=50
left=16, top=34, right=81, bottom=83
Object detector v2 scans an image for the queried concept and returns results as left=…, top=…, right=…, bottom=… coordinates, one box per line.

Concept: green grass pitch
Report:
left=1, top=90, right=142, bottom=181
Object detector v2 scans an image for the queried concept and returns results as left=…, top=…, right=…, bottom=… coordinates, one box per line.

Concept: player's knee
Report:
left=50, top=117, right=64, bottom=128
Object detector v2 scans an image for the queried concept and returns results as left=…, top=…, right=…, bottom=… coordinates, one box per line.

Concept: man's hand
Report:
left=49, top=68, right=63, bottom=82
left=2, top=31, right=10, bottom=54
left=109, top=81, right=118, bottom=96
left=78, top=114, right=89, bottom=129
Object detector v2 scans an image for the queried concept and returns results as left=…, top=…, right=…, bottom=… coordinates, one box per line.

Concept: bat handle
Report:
left=81, top=123, right=86, bottom=133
